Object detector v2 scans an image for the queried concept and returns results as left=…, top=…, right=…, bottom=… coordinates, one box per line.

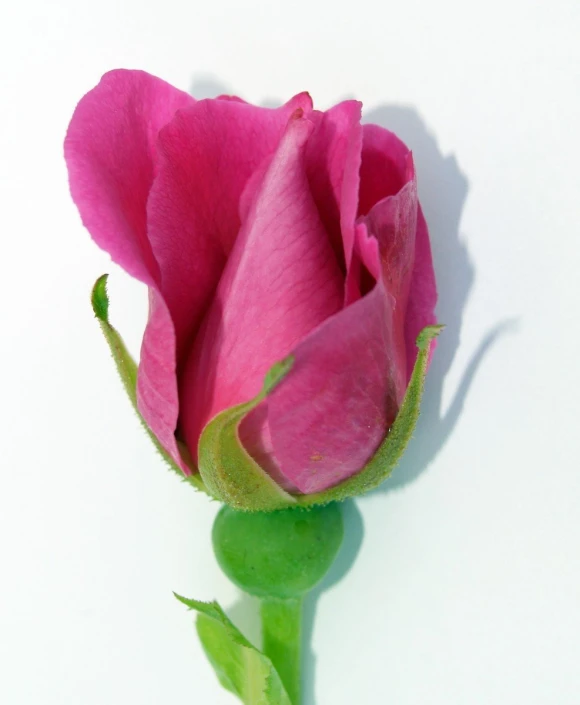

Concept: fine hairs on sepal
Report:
left=90, top=274, right=206, bottom=493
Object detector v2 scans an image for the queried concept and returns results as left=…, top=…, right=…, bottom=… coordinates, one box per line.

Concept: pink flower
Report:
left=65, top=70, right=437, bottom=498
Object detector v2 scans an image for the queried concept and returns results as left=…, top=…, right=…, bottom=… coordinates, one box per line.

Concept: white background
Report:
left=1, top=1, right=579, bottom=703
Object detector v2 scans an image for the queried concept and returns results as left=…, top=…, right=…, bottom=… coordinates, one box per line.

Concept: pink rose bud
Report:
left=65, top=70, right=439, bottom=511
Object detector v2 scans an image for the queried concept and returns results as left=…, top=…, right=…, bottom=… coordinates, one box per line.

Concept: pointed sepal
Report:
left=197, top=357, right=297, bottom=511
left=91, top=275, right=205, bottom=492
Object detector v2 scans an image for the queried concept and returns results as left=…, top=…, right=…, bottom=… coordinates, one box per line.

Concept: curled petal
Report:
left=65, top=69, right=195, bottom=471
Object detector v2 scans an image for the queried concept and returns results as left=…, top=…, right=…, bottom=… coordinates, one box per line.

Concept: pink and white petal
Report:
left=64, top=69, right=195, bottom=285
left=147, top=92, right=314, bottom=366
left=404, top=206, right=438, bottom=377
left=180, top=113, right=344, bottom=457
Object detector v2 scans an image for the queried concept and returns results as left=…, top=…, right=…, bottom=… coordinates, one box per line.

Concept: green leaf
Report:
left=197, top=356, right=297, bottom=512
left=298, top=324, right=444, bottom=507
left=91, top=275, right=206, bottom=493
left=174, top=594, right=292, bottom=705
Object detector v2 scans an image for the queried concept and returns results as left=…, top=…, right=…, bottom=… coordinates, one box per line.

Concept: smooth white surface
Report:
left=1, top=1, right=579, bottom=703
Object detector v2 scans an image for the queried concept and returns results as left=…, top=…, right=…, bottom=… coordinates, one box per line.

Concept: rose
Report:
left=65, top=70, right=437, bottom=507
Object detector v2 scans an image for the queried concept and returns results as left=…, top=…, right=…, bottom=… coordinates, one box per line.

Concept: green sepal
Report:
left=197, top=357, right=297, bottom=511
left=91, top=275, right=206, bottom=493
left=297, top=324, right=444, bottom=507
left=174, top=594, right=292, bottom=705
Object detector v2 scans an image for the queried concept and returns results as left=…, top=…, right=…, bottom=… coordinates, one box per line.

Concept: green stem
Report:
left=261, top=596, right=303, bottom=705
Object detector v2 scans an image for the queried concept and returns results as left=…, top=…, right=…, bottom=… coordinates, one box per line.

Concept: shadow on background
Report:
left=188, top=76, right=500, bottom=703
left=302, top=500, right=364, bottom=705
left=364, top=105, right=476, bottom=492
left=190, top=75, right=230, bottom=99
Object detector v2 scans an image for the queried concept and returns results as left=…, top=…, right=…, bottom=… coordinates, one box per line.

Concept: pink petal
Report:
left=304, top=102, right=363, bottom=270
left=362, top=172, right=418, bottom=385
left=265, top=239, right=399, bottom=494
left=259, top=153, right=421, bottom=494
left=180, top=113, right=344, bottom=457
left=238, top=100, right=362, bottom=271
left=65, top=69, right=195, bottom=471
left=136, top=289, right=184, bottom=462
left=356, top=122, right=435, bottom=380
left=216, top=94, right=247, bottom=102
left=404, top=206, right=438, bottom=376
left=358, top=123, right=437, bottom=377
left=148, top=93, right=313, bottom=366
left=358, top=123, right=411, bottom=217
left=65, top=69, right=194, bottom=284
left=345, top=123, right=413, bottom=305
